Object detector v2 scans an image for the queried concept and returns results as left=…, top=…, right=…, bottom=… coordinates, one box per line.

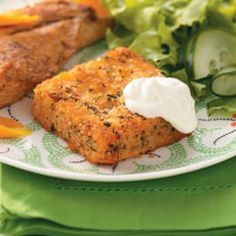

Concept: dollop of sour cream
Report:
left=123, top=77, right=197, bottom=134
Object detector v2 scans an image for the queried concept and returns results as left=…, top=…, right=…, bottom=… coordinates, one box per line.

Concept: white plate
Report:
left=0, top=0, right=235, bottom=182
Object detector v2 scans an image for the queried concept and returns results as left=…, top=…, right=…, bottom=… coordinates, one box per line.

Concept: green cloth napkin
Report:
left=1, top=157, right=236, bottom=236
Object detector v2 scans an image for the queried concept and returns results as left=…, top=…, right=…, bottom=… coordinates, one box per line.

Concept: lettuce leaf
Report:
left=208, top=97, right=236, bottom=116
left=103, top=0, right=223, bottom=71
left=102, top=0, right=236, bottom=116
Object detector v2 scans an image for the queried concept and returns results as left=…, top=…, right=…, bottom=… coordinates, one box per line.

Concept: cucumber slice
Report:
left=185, top=36, right=196, bottom=79
left=191, top=29, right=236, bottom=80
left=211, top=67, right=236, bottom=97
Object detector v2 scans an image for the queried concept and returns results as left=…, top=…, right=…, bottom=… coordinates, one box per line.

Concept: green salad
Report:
left=99, top=0, right=236, bottom=116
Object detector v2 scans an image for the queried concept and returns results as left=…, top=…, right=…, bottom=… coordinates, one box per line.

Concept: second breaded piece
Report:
left=0, top=0, right=111, bottom=108
left=33, top=48, right=187, bottom=164
left=0, top=0, right=95, bottom=36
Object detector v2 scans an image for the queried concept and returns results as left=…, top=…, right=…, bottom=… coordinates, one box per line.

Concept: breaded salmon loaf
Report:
left=33, top=48, right=187, bottom=164
left=0, top=0, right=111, bottom=108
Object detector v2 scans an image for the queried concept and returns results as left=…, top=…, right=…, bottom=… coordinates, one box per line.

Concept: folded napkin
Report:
left=1, top=157, right=236, bottom=236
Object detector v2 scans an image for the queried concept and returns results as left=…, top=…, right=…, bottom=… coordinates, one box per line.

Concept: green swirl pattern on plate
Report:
left=0, top=138, right=43, bottom=167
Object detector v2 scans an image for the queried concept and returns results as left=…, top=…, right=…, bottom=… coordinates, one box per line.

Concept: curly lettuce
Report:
left=102, top=0, right=236, bottom=115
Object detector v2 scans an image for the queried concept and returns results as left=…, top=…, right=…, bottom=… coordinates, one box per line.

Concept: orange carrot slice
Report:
left=0, top=11, right=40, bottom=26
left=0, top=117, right=32, bottom=138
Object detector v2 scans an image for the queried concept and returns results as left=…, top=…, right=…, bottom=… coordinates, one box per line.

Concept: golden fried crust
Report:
left=0, top=0, right=96, bottom=36
left=33, top=48, right=187, bottom=164
left=0, top=1, right=111, bottom=108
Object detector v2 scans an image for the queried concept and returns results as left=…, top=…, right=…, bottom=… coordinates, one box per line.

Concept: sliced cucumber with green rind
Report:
left=185, top=36, right=196, bottom=79
left=190, top=29, right=236, bottom=80
left=211, top=67, right=236, bottom=97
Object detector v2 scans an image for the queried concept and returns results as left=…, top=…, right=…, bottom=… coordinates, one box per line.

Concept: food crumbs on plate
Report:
left=73, top=0, right=110, bottom=18
left=0, top=116, right=32, bottom=138
left=0, top=11, right=40, bottom=26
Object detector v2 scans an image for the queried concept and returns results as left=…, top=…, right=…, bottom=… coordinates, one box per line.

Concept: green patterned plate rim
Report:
left=0, top=0, right=235, bottom=182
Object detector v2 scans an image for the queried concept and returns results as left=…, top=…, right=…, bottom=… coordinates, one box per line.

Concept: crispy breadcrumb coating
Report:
left=33, top=48, right=187, bottom=164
